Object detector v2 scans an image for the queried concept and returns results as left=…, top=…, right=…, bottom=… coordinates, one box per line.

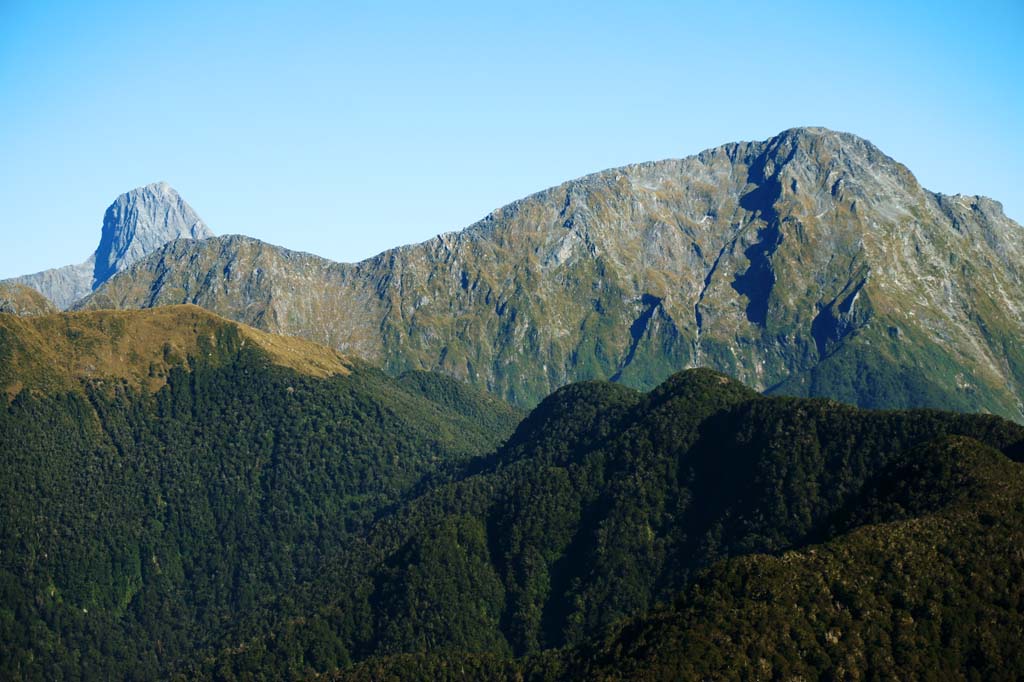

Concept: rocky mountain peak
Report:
left=92, top=182, right=213, bottom=286
left=764, top=126, right=887, bottom=161
left=755, top=127, right=921, bottom=203
left=1, top=182, right=214, bottom=309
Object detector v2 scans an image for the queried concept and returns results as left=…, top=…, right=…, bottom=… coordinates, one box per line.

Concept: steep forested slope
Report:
left=187, top=371, right=1024, bottom=680
left=0, top=308, right=520, bottom=680
left=336, top=436, right=1024, bottom=681
left=3, top=307, right=1022, bottom=680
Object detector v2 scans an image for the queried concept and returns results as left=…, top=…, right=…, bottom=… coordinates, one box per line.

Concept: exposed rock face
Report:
left=92, top=182, right=212, bottom=285
left=3, top=182, right=212, bottom=308
left=0, top=283, right=58, bottom=316
left=79, top=129, right=1024, bottom=418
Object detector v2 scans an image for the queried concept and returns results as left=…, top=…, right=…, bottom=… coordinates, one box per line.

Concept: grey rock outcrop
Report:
left=4, top=182, right=212, bottom=309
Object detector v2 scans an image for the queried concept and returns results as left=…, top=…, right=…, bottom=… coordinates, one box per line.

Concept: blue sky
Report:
left=1, top=0, right=1021, bottom=278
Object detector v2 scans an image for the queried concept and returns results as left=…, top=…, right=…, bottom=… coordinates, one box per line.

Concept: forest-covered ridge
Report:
left=195, top=370, right=1024, bottom=680
left=2, top=308, right=1023, bottom=680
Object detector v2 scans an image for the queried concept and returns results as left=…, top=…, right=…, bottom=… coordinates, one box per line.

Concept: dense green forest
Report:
left=190, top=371, right=1023, bottom=680
left=334, top=435, right=1024, bottom=680
left=0, top=343, right=520, bottom=680
left=2, top=311, right=1023, bottom=680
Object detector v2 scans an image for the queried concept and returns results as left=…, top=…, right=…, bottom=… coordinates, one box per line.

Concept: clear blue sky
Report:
left=1, top=0, right=1021, bottom=278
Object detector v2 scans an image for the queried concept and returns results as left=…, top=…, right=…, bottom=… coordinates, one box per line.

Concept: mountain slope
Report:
left=186, top=370, right=1024, bottom=679
left=77, top=129, right=1024, bottom=418
left=0, top=307, right=521, bottom=681
left=559, top=437, right=1024, bottom=681
left=4, top=182, right=212, bottom=308
left=335, top=436, right=1024, bottom=681
left=3, top=301, right=1022, bottom=679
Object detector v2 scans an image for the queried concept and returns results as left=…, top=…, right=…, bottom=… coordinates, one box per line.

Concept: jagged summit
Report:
left=2, top=182, right=213, bottom=308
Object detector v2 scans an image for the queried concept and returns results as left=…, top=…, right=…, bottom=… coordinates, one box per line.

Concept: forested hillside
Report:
left=190, top=371, right=1023, bottom=680
left=2, top=309, right=1023, bottom=680
left=0, top=309, right=521, bottom=680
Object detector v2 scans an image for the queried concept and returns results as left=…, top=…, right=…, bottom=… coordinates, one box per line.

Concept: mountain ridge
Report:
left=2, top=304, right=1023, bottom=678
left=64, top=128, right=1024, bottom=418
left=0, top=304, right=351, bottom=398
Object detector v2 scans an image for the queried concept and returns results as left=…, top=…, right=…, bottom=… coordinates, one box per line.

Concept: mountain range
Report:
left=4, top=125, right=1024, bottom=678
left=5, top=128, right=1022, bottom=420
left=24, top=127, right=1016, bottom=419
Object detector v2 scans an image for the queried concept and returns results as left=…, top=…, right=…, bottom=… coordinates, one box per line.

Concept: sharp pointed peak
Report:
left=92, top=181, right=213, bottom=287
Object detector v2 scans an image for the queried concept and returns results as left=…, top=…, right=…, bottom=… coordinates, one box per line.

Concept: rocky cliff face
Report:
left=78, top=129, right=1024, bottom=418
left=4, top=182, right=212, bottom=308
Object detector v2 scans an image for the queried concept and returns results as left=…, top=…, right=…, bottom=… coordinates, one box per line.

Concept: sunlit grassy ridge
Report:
left=0, top=304, right=351, bottom=398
